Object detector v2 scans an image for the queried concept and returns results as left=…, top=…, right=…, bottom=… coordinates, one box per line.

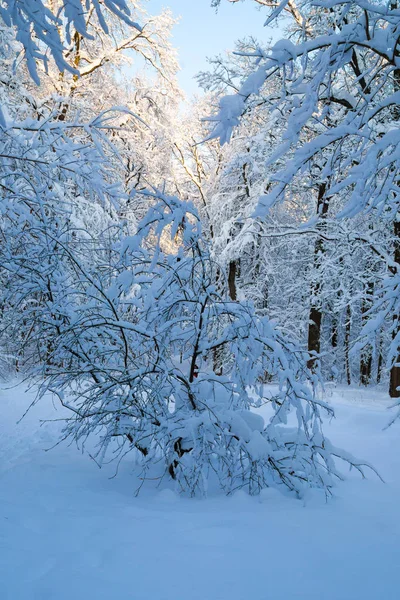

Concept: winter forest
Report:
left=1, top=1, right=400, bottom=598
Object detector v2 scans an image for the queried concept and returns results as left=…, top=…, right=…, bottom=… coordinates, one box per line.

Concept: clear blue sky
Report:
left=146, top=1, right=280, bottom=95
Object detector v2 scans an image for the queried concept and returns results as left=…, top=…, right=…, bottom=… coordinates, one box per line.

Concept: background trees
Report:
left=204, top=0, right=399, bottom=398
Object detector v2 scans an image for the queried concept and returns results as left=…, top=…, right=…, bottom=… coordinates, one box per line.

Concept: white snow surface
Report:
left=0, top=382, right=399, bottom=600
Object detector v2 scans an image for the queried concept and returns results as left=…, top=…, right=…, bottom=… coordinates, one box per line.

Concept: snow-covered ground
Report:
left=0, top=383, right=399, bottom=600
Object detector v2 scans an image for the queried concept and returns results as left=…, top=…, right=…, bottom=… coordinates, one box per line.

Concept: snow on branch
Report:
left=0, top=0, right=141, bottom=83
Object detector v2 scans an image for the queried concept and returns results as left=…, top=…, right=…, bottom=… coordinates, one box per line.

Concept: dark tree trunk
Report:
left=213, top=261, right=239, bottom=375
left=345, top=304, right=352, bottom=385
left=360, top=352, right=373, bottom=387
left=389, top=27, right=400, bottom=396
left=389, top=356, right=400, bottom=397
left=228, top=260, right=238, bottom=301
left=331, top=320, right=338, bottom=350
left=307, top=182, right=329, bottom=370
left=390, top=219, right=400, bottom=397
left=329, top=318, right=338, bottom=380
left=360, top=281, right=374, bottom=386
left=307, top=307, right=322, bottom=369
left=377, top=335, right=384, bottom=384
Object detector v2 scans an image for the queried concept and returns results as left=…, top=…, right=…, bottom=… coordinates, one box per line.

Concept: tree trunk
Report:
left=345, top=304, right=352, bottom=385
left=389, top=354, right=400, bottom=397
left=389, top=22, right=400, bottom=396
left=377, top=335, right=384, bottom=384
left=390, top=220, right=400, bottom=396
left=307, top=307, right=322, bottom=369
left=228, top=260, right=238, bottom=301
left=360, top=350, right=372, bottom=387
left=307, top=181, right=329, bottom=370
left=331, top=320, right=338, bottom=350
left=360, top=281, right=373, bottom=385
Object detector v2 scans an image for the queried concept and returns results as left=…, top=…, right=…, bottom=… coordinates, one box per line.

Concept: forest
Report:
left=0, top=2, right=399, bottom=598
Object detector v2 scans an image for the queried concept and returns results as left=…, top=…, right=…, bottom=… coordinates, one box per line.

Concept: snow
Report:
left=1, top=382, right=400, bottom=600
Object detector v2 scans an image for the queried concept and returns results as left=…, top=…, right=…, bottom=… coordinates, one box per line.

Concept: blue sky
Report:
left=146, top=1, right=280, bottom=95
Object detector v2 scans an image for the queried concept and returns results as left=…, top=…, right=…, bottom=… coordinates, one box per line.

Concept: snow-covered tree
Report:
left=0, top=0, right=140, bottom=84
left=210, top=0, right=400, bottom=398
left=0, top=0, right=375, bottom=497
left=0, top=0, right=187, bottom=366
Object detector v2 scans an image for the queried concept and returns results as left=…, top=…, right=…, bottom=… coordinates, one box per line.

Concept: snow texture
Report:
left=0, top=382, right=399, bottom=600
